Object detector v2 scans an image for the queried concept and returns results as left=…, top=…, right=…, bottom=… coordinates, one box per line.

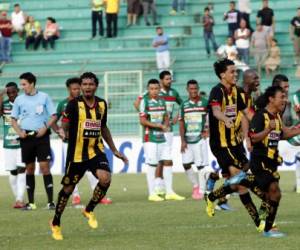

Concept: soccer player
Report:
left=249, top=85, right=300, bottom=237
left=53, top=77, right=112, bottom=205
left=140, top=79, right=185, bottom=201
left=0, top=82, right=26, bottom=208
left=179, top=80, right=210, bottom=199
left=50, top=72, right=127, bottom=240
left=11, top=72, right=57, bottom=211
left=205, top=59, right=262, bottom=230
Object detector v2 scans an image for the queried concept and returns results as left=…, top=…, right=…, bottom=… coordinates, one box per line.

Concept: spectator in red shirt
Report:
left=0, top=11, right=13, bottom=63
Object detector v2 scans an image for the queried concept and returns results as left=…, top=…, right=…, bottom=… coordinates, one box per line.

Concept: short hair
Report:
left=272, top=74, right=289, bottom=87
left=47, top=17, right=56, bottom=23
left=204, top=7, right=210, bottom=12
left=213, top=58, right=235, bottom=79
left=80, top=72, right=99, bottom=86
left=65, top=77, right=81, bottom=88
left=147, top=79, right=160, bottom=86
left=19, top=72, right=36, bottom=85
left=159, top=70, right=171, bottom=80
left=186, top=79, right=198, bottom=87
left=14, top=3, right=20, bottom=7
left=5, top=82, right=18, bottom=89
left=230, top=1, right=235, bottom=5
left=272, top=38, right=278, bottom=43
left=156, top=26, right=163, bottom=30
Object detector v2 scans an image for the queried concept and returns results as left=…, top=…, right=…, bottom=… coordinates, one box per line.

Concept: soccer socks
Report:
left=9, top=171, right=18, bottom=199
left=197, top=167, right=209, bottom=194
left=265, top=200, right=279, bottom=232
left=295, top=158, right=300, bottom=191
left=43, top=174, right=54, bottom=203
left=53, top=189, right=72, bottom=226
left=86, top=171, right=98, bottom=190
left=16, top=172, right=26, bottom=202
left=163, top=166, right=174, bottom=195
left=208, top=185, right=235, bottom=202
left=239, top=192, right=260, bottom=227
left=72, top=185, right=80, bottom=197
left=185, top=168, right=198, bottom=188
left=26, top=174, right=35, bottom=204
left=86, top=182, right=109, bottom=212
left=146, top=165, right=156, bottom=195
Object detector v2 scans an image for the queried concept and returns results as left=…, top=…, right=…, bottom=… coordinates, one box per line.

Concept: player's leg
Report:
left=154, top=162, right=165, bottom=196
left=4, top=148, right=18, bottom=205
left=15, top=148, right=26, bottom=207
left=295, top=152, right=300, bottom=193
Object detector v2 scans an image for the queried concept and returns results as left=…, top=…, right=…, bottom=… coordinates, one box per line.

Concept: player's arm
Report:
left=282, top=124, right=300, bottom=139
left=133, top=96, right=142, bottom=111
left=139, top=116, right=168, bottom=131
left=179, top=117, right=187, bottom=153
left=249, top=113, right=274, bottom=143
left=0, top=88, right=6, bottom=117
left=10, top=98, right=26, bottom=138
left=212, top=105, right=234, bottom=128
left=241, top=114, right=252, bottom=151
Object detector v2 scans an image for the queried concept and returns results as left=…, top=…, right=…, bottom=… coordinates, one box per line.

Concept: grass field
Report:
left=0, top=172, right=299, bottom=250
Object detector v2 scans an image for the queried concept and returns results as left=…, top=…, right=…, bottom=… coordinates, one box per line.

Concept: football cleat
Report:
left=82, top=209, right=98, bottom=229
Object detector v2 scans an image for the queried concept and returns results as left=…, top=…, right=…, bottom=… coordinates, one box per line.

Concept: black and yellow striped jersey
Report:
left=208, top=83, right=247, bottom=148
left=63, top=96, right=107, bottom=163
left=249, top=109, right=283, bottom=164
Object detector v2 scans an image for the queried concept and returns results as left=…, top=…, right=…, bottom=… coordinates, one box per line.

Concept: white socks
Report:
left=146, top=165, right=156, bottom=195
left=16, top=173, right=26, bottom=202
left=185, top=168, right=198, bottom=187
left=86, top=171, right=98, bottom=190
left=163, top=166, right=174, bottom=195
left=296, top=158, right=300, bottom=190
left=9, top=174, right=17, bottom=199
left=198, top=168, right=210, bottom=194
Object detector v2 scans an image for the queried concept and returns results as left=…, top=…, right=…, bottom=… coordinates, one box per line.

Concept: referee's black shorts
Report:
left=20, top=131, right=52, bottom=164
left=250, top=155, right=280, bottom=192
left=61, top=153, right=111, bottom=186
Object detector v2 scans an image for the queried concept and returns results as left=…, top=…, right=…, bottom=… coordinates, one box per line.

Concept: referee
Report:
left=11, top=72, right=57, bottom=210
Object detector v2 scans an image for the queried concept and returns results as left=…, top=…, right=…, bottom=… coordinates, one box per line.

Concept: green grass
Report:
left=0, top=172, right=299, bottom=250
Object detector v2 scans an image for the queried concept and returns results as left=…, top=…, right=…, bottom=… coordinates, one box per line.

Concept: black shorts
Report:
left=250, top=155, right=280, bottom=192
left=20, top=133, right=51, bottom=164
left=211, top=145, right=248, bottom=175
left=61, top=153, right=111, bottom=186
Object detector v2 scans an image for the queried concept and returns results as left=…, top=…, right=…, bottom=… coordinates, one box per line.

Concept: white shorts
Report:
left=144, top=142, right=172, bottom=165
left=262, top=25, right=274, bottom=37
left=156, top=50, right=170, bottom=71
left=4, top=148, right=25, bottom=171
left=182, top=138, right=209, bottom=166
left=13, top=24, right=24, bottom=32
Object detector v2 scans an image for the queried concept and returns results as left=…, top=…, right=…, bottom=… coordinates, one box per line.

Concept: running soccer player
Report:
left=249, top=86, right=300, bottom=237
left=179, top=80, right=210, bottom=199
left=140, top=79, right=185, bottom=201
left=53, top=77, right=112, bottom=205
left=50, top=72, right=128, bottom=240
left=0, top=83, right=26, bottom=208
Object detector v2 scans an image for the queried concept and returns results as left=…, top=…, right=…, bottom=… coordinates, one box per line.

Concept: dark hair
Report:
left=65, top=77, right=81, bottom=88
left=214, top=58, right=235, bottom=79
left=19, top=72, right=36, bottom=86
left=156, top=26, right=162, bottom=30
left=230, top=1, right=235, bottom=5
left=159, top=70, right=171, bottom=80
left=47, top=17, right=56, bottom=23
left=272, top=38, right=278, bottom=43
left=5, top=82, right=18, bottom=89
left=14, top=3, right=20, bottom=7
left=272, top=74, right=289, bottom=87
left=80, top=72, right=99, bottom=86
left=187, top=79, right=198, bottom=87
left=204, top=7, right=210, bottom=12
left=255, top=86, right=284, bottom=110
left=147, top=79, right=160, bottom=86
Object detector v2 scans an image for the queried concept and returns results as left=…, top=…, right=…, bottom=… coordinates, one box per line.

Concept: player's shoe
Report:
left=148, top=194, right=164, bottom=202
left=257, top=220, right=278, bottom=233
left=192, top=186, right=203, bottom=200
left=204, top=194, right=215, bottom=217
left=47, top=202, right=56, bottom=210
left=165, top=193, right=185, bottom=201
left=72, top=195, right=81, bottom=205
left=263, top=230, right=286, bottom=238
left=99, top=196, right=112, bottom=205
left=49, top=221, right=63, bottom=240
left=155, top=186, right=166, bottom=197
left=82, top=209, right=98, bottom=229
left=22, top=203, right=37, bottom=211
left=215, top=202, right=233, bottom=211
left=13, top=201, right=25, bottom=209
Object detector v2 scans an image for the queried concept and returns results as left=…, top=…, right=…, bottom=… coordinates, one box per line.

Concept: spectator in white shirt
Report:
left=238, top=0, right=253, bottom=32
left=234, top=18, right=251, bottom=64
left=11, top=3, right=26, bottom=40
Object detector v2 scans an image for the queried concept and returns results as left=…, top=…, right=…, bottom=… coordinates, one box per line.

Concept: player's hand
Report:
left=181, top=140, right=188, bottom=153
left=224, top=117, right=234, bottom=128
left=294, top=104, right=300, bottom=113
left=0, top=88, right=7, bottom=97
left=18, top=130, right=27, bottom=139
left=201, top=130, right=209, bottom=139
left=268, top=120, right=276, bottom=130
left=159, top=124, right=169, bottom=132
left=172, top=116, right=178, bottom=125
left=36, top=126, right=48, bottom=138
left=245, top=137, right=253, bottom=152
left=113, top=150, right=129, bottom=164
left=57, top=128, right=66, bottom=140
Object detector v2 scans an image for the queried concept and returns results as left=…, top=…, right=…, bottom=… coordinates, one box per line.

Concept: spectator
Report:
left=24, top=16, right=42, bottom=50
left=91, top=0, right=104, bottom=39
left=142, top=0, right=158, bottom=26
left=265, top=38, right=280, bottom=76
left=238, top=0, right=253, bottom=32
left=0, top=11, right=13, bottom=63
left=104, top=0, right=120, bottom=38
left=202, top=7, right=218, bottom=58
left=256, top=0, right=274, bottom=37
left=290, top=8, right=300, bottom=65
left=127, top=0, right=140, bottom=26
left=251, top=23, right=269, bottom=76
left=42, top=17, right=60, bottom=50
left=223, top=1, right=240, bottom=38
left=217, top=36, right=249, bottom=72
left=153, top=27, right=170, bottom=72
left=234, top=18, right=250, bottom=64
left=11, top=3, right=26, bottom=41
left=170, top=0, right=186, bottom=16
